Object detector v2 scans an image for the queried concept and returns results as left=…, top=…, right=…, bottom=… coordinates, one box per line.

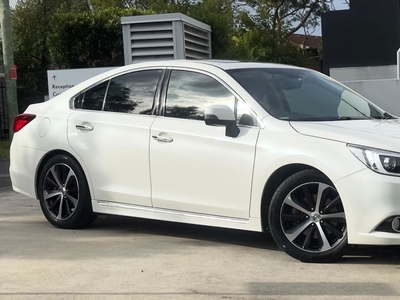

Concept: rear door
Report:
left=67, top=68, right=164, bottom=206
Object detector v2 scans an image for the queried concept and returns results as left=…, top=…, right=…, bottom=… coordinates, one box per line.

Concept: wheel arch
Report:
left=35, top=149, right=92, bottom=200
left=260, top=163, right=328, bottom=232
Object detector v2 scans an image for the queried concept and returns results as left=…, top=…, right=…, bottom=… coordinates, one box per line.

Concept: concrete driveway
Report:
left=1, top=188, right=400, bottom=300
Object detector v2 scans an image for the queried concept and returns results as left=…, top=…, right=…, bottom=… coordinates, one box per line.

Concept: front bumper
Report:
left=335, top=168, right=400, bottom=245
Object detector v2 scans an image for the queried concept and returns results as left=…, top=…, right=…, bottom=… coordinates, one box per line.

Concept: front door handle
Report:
left=76, top=124, right=94, bottom=131
left=152, top=135, right=173, bottom=143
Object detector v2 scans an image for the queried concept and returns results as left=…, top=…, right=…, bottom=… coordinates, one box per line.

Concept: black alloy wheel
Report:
left=269, top=170, right=347, bottom=263
left=38, top=154, right=97, bottom=229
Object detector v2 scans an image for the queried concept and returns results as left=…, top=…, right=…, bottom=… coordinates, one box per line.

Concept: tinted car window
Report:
left=165, top=70, right=235, bottom=120
left=81, top=81, right=109, bottom=111
left=104, top=70, right=162, bottom=115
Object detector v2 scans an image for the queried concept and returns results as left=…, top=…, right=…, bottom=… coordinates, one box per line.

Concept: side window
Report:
left=81, top=81, right=109, bottom=111
left=104, top=69, right=162, bottom=115
left=165, top=70, right=235, bottom=120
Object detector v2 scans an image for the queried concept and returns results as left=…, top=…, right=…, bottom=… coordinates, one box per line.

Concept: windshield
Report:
left=227, top=68, right=391, bottom=121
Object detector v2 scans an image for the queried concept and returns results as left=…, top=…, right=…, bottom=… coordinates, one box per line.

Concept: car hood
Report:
left=290, top=119, right=400, bottom=152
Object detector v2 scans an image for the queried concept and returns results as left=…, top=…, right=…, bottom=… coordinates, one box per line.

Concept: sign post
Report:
left=0, top=0, right=19, bottom=140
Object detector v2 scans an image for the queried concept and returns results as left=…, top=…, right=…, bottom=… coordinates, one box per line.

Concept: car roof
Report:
left=198, top=60, right=303, bottom=70
left=125, top=59, right=303, bottom=71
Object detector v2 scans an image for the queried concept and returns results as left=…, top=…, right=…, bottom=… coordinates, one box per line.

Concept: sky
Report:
left=311, top=0, right=349, bottom=36
left=9, top=0, right=18, bottom=8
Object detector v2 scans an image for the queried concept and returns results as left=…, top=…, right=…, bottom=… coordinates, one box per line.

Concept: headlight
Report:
left=348, top=144, right=400, bottom=176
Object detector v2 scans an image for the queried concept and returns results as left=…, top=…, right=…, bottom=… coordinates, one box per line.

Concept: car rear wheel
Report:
left=38, top=154, right=97, bottom=229
left=268, top=170, right=347, bottom=263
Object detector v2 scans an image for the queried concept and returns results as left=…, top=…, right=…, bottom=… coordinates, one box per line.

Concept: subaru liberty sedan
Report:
left=10, top=60, right=400, bottom=262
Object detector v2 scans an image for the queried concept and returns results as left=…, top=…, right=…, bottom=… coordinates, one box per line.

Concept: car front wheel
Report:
left=268, top=170, right=347, bottom=263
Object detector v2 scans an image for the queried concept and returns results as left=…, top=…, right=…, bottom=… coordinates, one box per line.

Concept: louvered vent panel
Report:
left=183, top=23, right=211, bottom=59
left=129, top=21, right=174, bottom=62
left=122, top=13, right=212, bottom=64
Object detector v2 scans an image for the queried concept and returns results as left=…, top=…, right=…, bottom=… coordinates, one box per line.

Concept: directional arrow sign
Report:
left=47, top=67, right=115, bottom=100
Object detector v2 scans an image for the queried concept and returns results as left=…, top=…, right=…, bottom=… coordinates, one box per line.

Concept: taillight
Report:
left=13, top=114, right=36, bottom=133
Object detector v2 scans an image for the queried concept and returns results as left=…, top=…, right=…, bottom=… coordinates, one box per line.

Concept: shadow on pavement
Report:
left=90, top=214, right=280, bottom=251
left=2, top=187, right=400, bottom=265
left=341, top=245, right=400, bottom=265
left=91, top=215, right=400, bottom=264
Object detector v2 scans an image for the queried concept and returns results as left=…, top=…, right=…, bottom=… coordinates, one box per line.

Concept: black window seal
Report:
left=159, top=69, right=172, bottom=117
left=152, top=69, right=167, bottom=116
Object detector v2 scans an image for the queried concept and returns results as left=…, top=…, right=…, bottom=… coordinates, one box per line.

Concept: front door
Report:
left=150, top=69, right=259, bottom=219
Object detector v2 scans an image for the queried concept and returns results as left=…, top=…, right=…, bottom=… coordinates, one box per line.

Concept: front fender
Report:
left=250, top=122, right=365, bottom=218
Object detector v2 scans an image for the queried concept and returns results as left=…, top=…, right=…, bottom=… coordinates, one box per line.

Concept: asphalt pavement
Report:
left=0, top=160, right=11, bottom=189
left=1, top=188, right=400, bottom=299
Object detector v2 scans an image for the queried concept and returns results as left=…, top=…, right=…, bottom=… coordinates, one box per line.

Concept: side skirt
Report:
left=92, top=200, right=262, bottom=232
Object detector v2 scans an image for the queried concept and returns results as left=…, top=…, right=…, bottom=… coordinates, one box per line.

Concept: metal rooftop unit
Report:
left=121, top=13, right=212, bottom=64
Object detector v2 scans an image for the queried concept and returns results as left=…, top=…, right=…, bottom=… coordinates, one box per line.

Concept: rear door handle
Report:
left=152, top=135, right=173, bottom=143
left=76, top=124, right=94, bottom=131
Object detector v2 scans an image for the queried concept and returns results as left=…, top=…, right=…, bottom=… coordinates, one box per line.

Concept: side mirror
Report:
left=204, top=105, right=240, bottom=138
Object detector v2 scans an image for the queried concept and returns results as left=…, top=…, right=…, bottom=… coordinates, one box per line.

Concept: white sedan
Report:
left=10, top=60, right=400, bottom=262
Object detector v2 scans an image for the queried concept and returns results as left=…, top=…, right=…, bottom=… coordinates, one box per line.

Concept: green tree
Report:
left=228, top=0, right=333, bottom=66
left=240, top=0, right=334, bottom=37
left=12, top=0, right=90, bottom=111
left=48, top=8, right=149, bottom=69
left=89, top=0, right=127, bottom=9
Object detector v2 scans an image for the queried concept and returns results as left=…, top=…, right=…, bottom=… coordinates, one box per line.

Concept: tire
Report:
left=37, top=154, right=97, bottom=229
left=268, top=170, right=347, bottom=263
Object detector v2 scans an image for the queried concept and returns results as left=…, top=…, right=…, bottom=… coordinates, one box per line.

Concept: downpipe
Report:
left=397, top=48, right=400, bottom=80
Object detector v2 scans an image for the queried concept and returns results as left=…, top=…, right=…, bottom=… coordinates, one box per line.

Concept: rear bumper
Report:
left=10, top=141, right=45, bottom=199
left=336, top=169, right=400, bottom=245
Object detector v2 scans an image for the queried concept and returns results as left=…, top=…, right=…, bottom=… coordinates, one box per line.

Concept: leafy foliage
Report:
left=12, top=0, right=90, bottom=111
left=240, top=0, right=334, bottom=37
left=48, top=8, right=150, bottom=68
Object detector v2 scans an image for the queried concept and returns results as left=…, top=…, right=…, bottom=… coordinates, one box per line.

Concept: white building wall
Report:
left=343, top=80, right=400, bottom=116
left=330, top=66, right=400, bottom=116
left=330, top=65, right=397, bottom=81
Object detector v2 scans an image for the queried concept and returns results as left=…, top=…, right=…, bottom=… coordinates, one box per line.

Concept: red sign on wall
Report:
left=10, top=65, right=17, bottom=80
